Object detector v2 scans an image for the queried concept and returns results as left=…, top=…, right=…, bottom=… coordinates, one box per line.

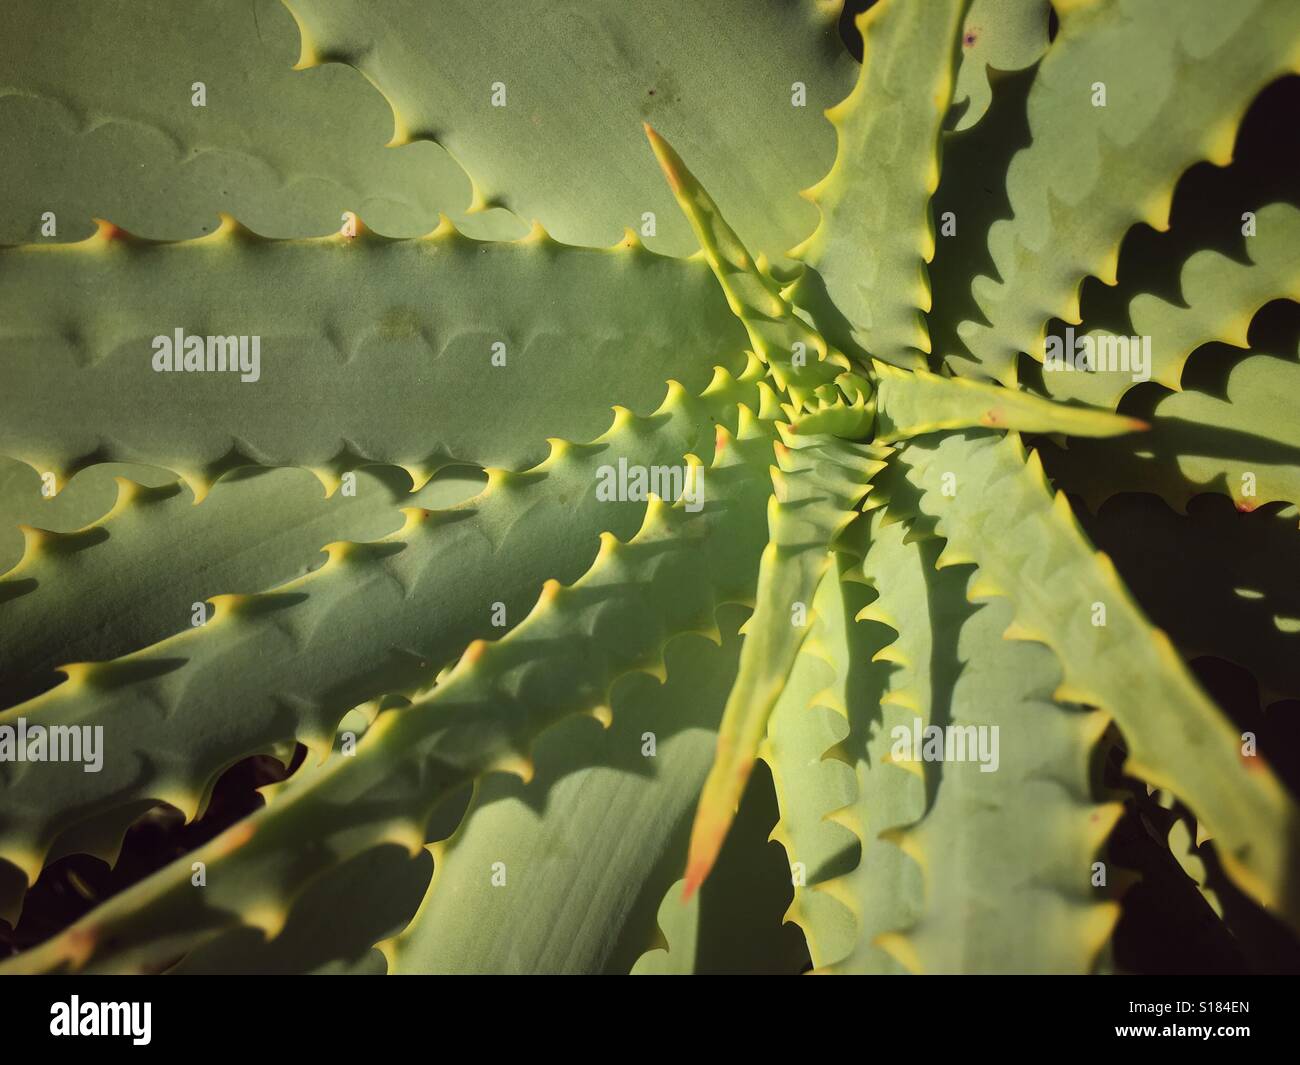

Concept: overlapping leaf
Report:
left=281, top=0, right=855, bottom=258
left=953, top=0, right=1300, bottom=384
left=2, top=398, right=778, bottom=973
left=0, top=370, right=761, bottom=907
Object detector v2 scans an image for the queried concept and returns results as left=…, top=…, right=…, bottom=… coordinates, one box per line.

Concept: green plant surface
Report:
left=280, top=0, right=856, bottom=258
left=1076, top=493, right=1300, bottom=707
left=0, top=371, right=761, bottom=908
left=892, top=429, right=1299, bottom=922
left=871, top=359, right=1145, bottom=440
left=1038, top=340, right=1300, bottom=514
left=791, top=0, right=968, bottom=370
left=0, top=459, right=179, bottom=577
left=2, top=0, right=1297, bottom=977
left=1037, top=202, right=1300, bottom=409
left=0, top=0, right=490, bottom=242
left=683, top=430, right=886, bottom=897
left=952, top=0, right=1297, bottom=384
left=949, top=0, right=1052, bottom=132
left=0, top=466, right=430, bottom=710
left=6, top=401, right=778, bottom=972
left=0, top=220, right=745, bottom=493
left=1143, top=355, right=1300, bottom=509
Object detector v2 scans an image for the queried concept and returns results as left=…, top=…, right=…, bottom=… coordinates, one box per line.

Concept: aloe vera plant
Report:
left=1, top=0, right=1297, bottom=976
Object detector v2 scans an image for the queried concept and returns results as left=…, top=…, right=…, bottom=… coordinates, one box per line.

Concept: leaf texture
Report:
left=953, top=0, right=1300, bottom=383
left=793, top=0, right=969, bottom=368
left=0, top=218, right=746, bottom=491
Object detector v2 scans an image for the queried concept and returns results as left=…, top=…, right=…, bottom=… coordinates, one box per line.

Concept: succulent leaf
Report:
left=1, top=400, right=778, bottom=973
left=874, top=578, right=1118, bottom=974
left=1141, top=354, right=1300, bottom=510
left=683, top=432, right=888, bottom=898
left=0, top=0, right=478, bottom=242
left=1, top=0, right=1294, bottom=978
left=1040, top=202, right=1300, bottom=410
left=386, top=609, right=751, bottom=974
left=0, top=459, right=178, bottom=577
left=953, top=0, right=1300, bottom=384
left=0, top=373, right=761, bottom=903
left=631, top=760, right=807, bottom=975
left=643, top=124, right=854, bottom=407
left=1077, top=493, right=1300, bottom=707
left=1042, top=346, right=1300, bottom=513
left=0, top=467, right=426, bottom=709
left=949, top=0, right=1052, bottom=132
left=872, top=359, right=1145, bottom=440
left=0, top=218, right=745, bottom=492
left=894, top=429, right=1300, bottom=927
left=280, top=0, right=855, bottom=258
left=792, top=0, right=970, bottom=369
left=765, top=515, right=931, bottom=971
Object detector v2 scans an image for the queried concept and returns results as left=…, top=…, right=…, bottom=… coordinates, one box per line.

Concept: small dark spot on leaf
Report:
left=963, top=30, right=978, bottom=48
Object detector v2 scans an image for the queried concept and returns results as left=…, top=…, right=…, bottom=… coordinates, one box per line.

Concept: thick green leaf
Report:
left=282, top=0, right=855, bottom=258
left=770, top=508, right=1142, bottom=975
left=928, top=65, right=1035, bottom=375
left=950, top=0, right=1051, bottom=131
left=0, top=459, right=177, bottom=577
left=683, top=431, right=886, bottom=896
left=1078, top=493, right=1300, bottom=706
left=0, top=0, right=484, bottom=241
left=872, top=359, right=1145, bottom=440
left=1042, top=348, right=1300, bottom=512
left=760, top=568, right=860, bottom=968
left=793, top=0, right=969, bottom=369
left=762, top=547, right=880, bottom=970
left=880, top=573, right=1118, bottom=974
left=2, top=405, right=778, bottom=973
left=389, top=608, right=803, bottom=975
left=0, top=370, right=762, bottom=902
left=953, top=0, right=1300, bottom=383
left=643, top=124, right=854, bottom=408
left=0, top=220, right=745, bottom=490
left=894, top=429, right=1300, bottom=927
left=1147, top=355, right=1300, bottom=510
left=388, top=613, right=746, bottom=975
left=631, top=760, right=807, bottom=975
left=0, top=466, right=440, bottom=708
left=1040, top=202, right=1300, bottom=409
left=171, top=842, right=433, bottom=975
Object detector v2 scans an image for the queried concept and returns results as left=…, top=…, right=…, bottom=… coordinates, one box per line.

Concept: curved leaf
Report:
left=872, top=359, right=1145, bottom=440
left=1041, top=202, right=1300, bottom=410
left=953, top=0, right=1300, bottom=383
left=2, top=404, right=778, bottom=973
left=631, top=761, right=807, bottom=975
left=950, top=0, right=1051, bottom=132
left=643, top=124, right=853, bottom=406
left=0, top=370, right=761, bottom=903
left=0, top=0, right=480, bottom=242
left=0, top=459, right=178, bottom=577
left=1042, top=349, right=1300, bottom=512
left=894, top=429, right=1300, bottom=928
left=0, top=466, right=432, bottom=708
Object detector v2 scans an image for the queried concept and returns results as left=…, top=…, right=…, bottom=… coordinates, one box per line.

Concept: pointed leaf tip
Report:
left=681, top=828, right=723, bottom=902
left=643, top=123, right=683, bottom=193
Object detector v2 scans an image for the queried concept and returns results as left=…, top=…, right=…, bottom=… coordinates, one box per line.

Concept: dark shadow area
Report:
left=1, top=746, right=304, bottom=960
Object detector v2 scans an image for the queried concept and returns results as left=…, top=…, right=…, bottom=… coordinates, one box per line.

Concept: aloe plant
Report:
left=1, top=0, right=1297, bottom=975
